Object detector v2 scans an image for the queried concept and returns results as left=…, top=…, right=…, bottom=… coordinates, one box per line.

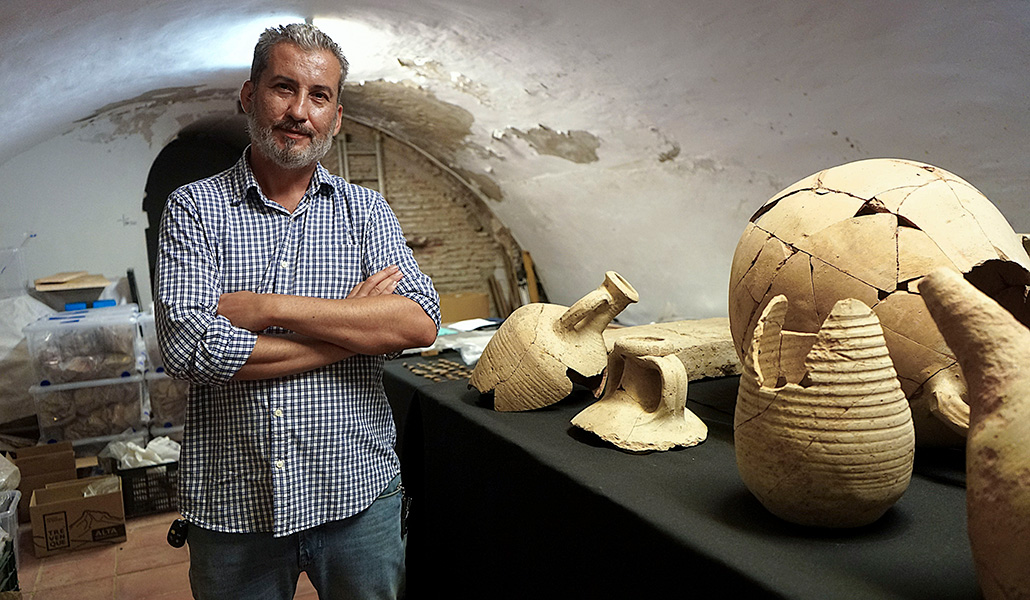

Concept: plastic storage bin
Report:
left=23, top=304, right=143, bottom=385
left=0, top=538, right=16, bottom=593
left=0, top=490, right=20, bottom=573
left=0, top=247, right=26, bottom=300
left=145, top=372, right=188, bottom=427
left=137, top=312, right=165, bottom=373
left=30, top=376, right=147, bottom=443
left=116, top=461, right=178, bottom=517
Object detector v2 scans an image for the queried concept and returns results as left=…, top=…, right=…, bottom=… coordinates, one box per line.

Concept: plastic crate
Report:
left=0, top=491, right=19, bottom=573
left=145, top=372, right=188, bottom=427
left=116, top=461, right=178, bottom=517
left=137, top=312, right=165, bottom=372
left=76, top=430, right=150, bottom=464
left=0, top=539, right=16, bottom=593
left=30, top=376, right=147, bottom=443
left=23, top=305, right=142, bottom=385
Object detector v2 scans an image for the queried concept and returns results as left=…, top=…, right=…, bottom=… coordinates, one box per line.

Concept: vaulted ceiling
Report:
left=3, top=0, right=1028, bottom=323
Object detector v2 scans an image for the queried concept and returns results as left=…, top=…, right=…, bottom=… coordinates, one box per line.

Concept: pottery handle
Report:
left=925, top=376, right=970, bottom=435
left=919, top=268, right=1030, bottom=418
left=641, top=353, right=688, bottom=414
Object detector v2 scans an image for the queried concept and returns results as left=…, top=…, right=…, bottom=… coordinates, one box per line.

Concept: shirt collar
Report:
left=229, top=146, right=334, bottom=206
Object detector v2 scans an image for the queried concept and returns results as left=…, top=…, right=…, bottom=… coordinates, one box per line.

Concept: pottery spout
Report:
left=470, top=271, right=638, bottom=412
left=557, top=271, right=639, bottom=335
left=918, top=267, right=1030, bottom=600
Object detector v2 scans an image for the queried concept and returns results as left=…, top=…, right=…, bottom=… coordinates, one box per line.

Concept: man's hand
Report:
left=347, top=265, right=403, bottom=299
left=218, top=265, right=405, bottom=332
left=217, top=290, right=269, bottom=332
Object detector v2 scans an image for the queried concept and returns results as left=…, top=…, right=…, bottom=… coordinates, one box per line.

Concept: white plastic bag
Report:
left=0, top=453, right=20, bottom=491
left=99, top=436, right=180, bottom=469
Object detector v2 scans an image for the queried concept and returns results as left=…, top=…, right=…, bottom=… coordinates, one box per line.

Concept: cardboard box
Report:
left=30, top=475, right=126, bottom=557
left=439, top=292, right=490, bottom=323
left=13, top=442, right=77, bottom=522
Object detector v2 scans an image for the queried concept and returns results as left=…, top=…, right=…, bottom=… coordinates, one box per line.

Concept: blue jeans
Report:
left=187, top=475, right=405, bottom=600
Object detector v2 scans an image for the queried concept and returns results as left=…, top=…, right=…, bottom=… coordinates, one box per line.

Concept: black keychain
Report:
left=167, top=518, right=189, bottom=548
left=400, top=487, right=411, bottom=537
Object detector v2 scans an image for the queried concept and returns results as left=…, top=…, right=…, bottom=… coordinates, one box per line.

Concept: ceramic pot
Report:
left=571, top=335, right=707, bottom=452
left=734, top=295, right=915, bottom=527
left=471, top=271, right=638, bottom=411
left=728, top=158, right=1030, bottom=446
left=919, top=268, right=1030, bottom=600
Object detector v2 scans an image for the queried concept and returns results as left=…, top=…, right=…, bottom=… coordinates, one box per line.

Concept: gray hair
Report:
left=250, top=23, right=349, bottom=104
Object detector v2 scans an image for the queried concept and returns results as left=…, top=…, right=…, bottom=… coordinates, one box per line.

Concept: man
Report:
left=155, top=23, right=440, bottom=600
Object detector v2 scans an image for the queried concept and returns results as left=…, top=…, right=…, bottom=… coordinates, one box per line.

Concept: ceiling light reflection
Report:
left=187, top=14, right=307, bottom=73
left=311, top=16, right=394, bottom=76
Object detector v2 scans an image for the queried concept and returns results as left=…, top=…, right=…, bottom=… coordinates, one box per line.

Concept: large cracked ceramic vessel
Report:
left=728, top=158, right=1030, bottom=446
left=919, top=268, right=1030, bottom=600
left=470, top=271, right=638, bottom=411
left=571, top=335, right=708, bottom=452
left=734, top=295, right=915, bottom=528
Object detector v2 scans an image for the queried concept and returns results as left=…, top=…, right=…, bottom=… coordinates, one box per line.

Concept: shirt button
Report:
left=275, top=459, right=285, bottom=469
left=274, top=408, right=284, bottom=418
left=279, top=260, right=289, bottom=269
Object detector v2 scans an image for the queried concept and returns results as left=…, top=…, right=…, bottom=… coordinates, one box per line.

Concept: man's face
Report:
left=242, top=43, right=343, bottom=170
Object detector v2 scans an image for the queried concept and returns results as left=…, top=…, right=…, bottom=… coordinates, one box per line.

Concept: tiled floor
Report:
left=15, top=512, right=319, bottom=599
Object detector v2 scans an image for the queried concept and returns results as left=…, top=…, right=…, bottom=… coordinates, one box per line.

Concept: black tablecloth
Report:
left=385, top=353, right=977, bottom=599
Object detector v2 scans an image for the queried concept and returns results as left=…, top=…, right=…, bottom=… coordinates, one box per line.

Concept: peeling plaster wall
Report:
left=0, top=89, right=240, bottom=307
left=0, top=0, right=1027, bottom=326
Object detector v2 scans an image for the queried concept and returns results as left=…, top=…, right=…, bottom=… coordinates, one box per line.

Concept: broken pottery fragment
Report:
left=734, top=295, right=915, bottom=528
left=572, top=335, right=707, bottom=452
left=919, top=268, right=1030, bottom=600
left=470, top=271, right=638, bottom=411
left=599, top=318, right=741, bottom=395
left=728, top=158, right=1030, bottom=446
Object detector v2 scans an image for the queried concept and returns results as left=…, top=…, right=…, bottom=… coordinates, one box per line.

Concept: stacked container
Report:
left=137, top=312, right=188, bottom=438
left=24, top=304, right=149, bottom=446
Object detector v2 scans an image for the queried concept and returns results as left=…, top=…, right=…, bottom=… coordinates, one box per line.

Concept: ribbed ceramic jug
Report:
left=734, top=295, right=915, bottom=527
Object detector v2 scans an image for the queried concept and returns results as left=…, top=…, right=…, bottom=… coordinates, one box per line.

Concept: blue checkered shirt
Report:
left=154, top=151, right=440, bottom=537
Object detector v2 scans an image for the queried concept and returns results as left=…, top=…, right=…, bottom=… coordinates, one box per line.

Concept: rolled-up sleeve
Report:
left=154, top=188, right=257, bottom=386
left=365, top=195, right=442, bottom=329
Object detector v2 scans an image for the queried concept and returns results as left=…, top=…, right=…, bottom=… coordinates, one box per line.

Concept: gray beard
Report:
left=248, top=114, right=335, bottom=170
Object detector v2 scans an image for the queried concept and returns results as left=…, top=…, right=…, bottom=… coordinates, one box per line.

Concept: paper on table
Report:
left=447, top=318, right=498, bottom=332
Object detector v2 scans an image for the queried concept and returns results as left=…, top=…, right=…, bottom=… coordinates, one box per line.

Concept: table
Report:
left=385, top=354, right=978, bottom=599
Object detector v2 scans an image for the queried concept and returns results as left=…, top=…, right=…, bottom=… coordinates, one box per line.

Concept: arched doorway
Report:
left=142, top=114, right=249, bottom=288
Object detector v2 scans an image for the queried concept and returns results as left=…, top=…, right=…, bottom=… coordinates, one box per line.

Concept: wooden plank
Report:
left=489, top=276, right=510, bottom=318
left=503, top=255, right=521, bottom=311
left=35, top=272, right=110, bottom=292
left=34, top=271, right=88, bottom=285
left=522, top=251, right=539, bottom=303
